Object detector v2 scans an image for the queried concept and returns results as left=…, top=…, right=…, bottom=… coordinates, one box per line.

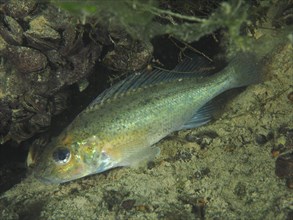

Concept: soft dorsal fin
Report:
left=88, top=54, right=213, bottom=109
left=172, top=54, right=213, bottom=74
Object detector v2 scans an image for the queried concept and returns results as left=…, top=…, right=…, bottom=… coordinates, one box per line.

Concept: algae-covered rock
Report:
left=0, top=0, right=152, bottom=143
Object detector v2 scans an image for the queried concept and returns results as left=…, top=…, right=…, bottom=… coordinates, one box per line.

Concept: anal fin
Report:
left=178, top=100, right=215, bottom=131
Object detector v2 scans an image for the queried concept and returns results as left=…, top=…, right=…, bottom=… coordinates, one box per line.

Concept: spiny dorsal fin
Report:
left=88, top=54, right=213, bottom=109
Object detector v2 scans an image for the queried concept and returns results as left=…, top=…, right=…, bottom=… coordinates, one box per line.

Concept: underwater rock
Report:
left=0, top=15, right=23, bottom=45
left=0, top=1, right=84, bottom=142
left=185, top=130, right=218, bottom=149
left=286, top=178, right=293, bottom=189
left=288, top=91, right=293, bottom=103
left=234, top=182, right=247, bottom=199
left=121, top=199, right=136, bottom=211
left=6, top=46, right=48, bottom=74
left=193, top=167, right=211, bottom=180
left=103, top=189, right=130, bottom=211
left=25, top=15, right=61, bottom=44
left=255, top=134, right=268, bottom=145
left=275, top=151, right=293, bottom=178
left=102, top=28, right=153, bottom=71
left=2, top=0, right=37, bottom=18
left=48, top=90, right=70, bottom=116
left=0, top=100, right=11, bottom=136
left=0, top=0, right=152, bottom=144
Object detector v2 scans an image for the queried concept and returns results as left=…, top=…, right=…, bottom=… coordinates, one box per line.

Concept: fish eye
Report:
left=53, top=147, right=71, bottom=164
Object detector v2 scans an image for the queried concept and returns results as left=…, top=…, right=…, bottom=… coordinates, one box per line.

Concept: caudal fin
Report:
left=225, top=52, right=262, bottom=88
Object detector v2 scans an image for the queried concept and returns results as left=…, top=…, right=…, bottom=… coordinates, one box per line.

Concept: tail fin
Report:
left=224, top=52, right=262, bottom=88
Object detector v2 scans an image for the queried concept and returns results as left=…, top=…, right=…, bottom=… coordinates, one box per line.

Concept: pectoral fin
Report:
left=116, top=145, right=160, bottom=167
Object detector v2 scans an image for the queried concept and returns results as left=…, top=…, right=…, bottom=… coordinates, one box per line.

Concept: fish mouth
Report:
left=34, top=173, right=56, bottom=184
left=33, top=170, right=85, bottom=184
left=33, top=170, right=62, bottom=184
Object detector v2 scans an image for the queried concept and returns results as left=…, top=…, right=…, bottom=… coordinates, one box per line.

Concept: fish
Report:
left=33, top=52, right=261, bottom=184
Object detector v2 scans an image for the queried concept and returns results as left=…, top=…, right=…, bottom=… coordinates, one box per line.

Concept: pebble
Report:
left=275, top=152, right=293, bottom=178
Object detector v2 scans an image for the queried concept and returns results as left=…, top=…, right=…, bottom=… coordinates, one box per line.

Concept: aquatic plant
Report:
left=52, top=0, right=293, bottom=58
left=53, top=0, right=251, bottom=50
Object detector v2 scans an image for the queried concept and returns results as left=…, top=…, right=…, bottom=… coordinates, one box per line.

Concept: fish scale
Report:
left=33, top=52, right=261, bottom=183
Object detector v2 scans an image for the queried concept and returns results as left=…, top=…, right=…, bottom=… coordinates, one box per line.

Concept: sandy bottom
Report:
left=0, top=44, right=292, bottom=220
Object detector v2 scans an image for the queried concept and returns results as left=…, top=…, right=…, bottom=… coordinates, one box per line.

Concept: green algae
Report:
left=53, top=0, right=251, bottom=51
